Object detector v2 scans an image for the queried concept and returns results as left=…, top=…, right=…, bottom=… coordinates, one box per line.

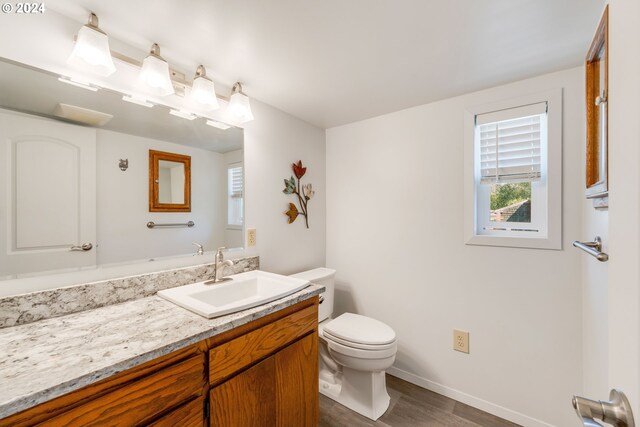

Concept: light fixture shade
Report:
left=229, top=88, right=254, bottom=123
left=67, top=25, right=116, bottom=77
left=138, top=46, right=174, bottom=96
left=190, top=75, right=219, bottom=111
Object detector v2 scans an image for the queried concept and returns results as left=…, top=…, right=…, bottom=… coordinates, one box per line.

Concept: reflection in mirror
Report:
left=0, top=57, right=244, bottom=282
left=149, top=150, right=191, bottom=212
left=159, top=161, right=186, bottom=204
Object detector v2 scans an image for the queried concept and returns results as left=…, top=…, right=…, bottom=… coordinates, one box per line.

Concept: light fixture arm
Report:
left=86, top=12, right=106, bottom=35
left=195, top=65, right=207, bottom=78
left=232, top=82, right=244, bottom=95
left=148, top=43, right=164, bottom=60
left=194, top=65, right=214, bottom=83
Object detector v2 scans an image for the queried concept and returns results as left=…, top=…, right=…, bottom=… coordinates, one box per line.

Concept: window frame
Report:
left=464, top=89, right=562, bottom=250
left=226, top=162, right=244, bottom=229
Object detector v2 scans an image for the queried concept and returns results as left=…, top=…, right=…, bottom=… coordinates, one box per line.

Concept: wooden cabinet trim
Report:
left=209, top=304, right=318, bottom=385
left=206, top=298, right=317, bottom=348
left=148, top=397, right=205, bottom=427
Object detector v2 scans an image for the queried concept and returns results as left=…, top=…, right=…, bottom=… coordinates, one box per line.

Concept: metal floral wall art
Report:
left=283, top=160, right=314, bottom=228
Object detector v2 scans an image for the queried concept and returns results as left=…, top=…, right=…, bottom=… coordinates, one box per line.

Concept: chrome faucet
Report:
left=192, top=242, right=204, bottom=256
left=210, top=247, right=233, bottom=283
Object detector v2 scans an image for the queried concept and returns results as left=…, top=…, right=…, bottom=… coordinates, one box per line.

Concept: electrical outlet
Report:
left=247, top=228, right=257, bottom=247
left=453, top=329, right=469, bottom=353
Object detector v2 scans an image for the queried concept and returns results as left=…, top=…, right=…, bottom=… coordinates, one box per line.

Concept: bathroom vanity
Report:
left=0, top=286, right=322, bottom=426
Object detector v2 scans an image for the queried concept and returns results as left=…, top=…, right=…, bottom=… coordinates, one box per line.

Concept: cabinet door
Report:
left=210, top=356, right=276, bottom=427
left=275, top=332, right=319, bottom=427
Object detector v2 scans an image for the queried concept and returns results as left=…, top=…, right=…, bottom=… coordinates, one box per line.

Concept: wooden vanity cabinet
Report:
left=0, top=297, right=319, bottom=427
left=209, top=309, right=319, bottom=427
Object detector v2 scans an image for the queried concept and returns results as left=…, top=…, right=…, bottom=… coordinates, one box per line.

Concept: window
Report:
left=227, top=163, right=244, bottom=227
left=464, top=90, right=562, bottom=249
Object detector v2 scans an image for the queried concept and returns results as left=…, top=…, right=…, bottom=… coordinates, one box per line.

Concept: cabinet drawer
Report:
left=41, top=354, right=206, bottom=426
left=209, top=304, right=317, bottom=384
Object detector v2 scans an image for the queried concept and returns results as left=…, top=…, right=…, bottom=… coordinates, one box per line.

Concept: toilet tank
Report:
left=289, top=268, right=336, bottom=322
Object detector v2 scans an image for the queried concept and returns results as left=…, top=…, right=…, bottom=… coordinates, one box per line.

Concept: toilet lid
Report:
left=323, top=313, right=396, bottom=346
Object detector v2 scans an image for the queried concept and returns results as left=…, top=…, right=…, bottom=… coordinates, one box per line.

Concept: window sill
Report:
left=465, top=234, right=561, bottom=250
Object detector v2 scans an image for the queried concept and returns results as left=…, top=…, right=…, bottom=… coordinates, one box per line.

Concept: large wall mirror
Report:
left=0, top=57, right=244, bottom=283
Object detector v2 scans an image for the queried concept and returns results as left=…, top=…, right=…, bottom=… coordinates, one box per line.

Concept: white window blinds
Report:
left=229, top=165, right=243, bottom=197
left=477, top=102, right=546, bottom=184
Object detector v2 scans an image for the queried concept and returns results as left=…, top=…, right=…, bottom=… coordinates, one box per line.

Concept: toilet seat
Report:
left=326, top=338, right=397, bottom=359
left=323, top=313, right=396, bottom=346
left=322, top=329, right=397, bottom=351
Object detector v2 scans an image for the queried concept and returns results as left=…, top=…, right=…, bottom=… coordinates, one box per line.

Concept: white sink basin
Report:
left=157, top=270, right=310, bottom=318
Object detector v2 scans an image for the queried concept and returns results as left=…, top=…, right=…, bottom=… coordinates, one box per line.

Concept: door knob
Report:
left=70, top=243, right=93, bottom=251
left=573, top=389, right=635, bottom=427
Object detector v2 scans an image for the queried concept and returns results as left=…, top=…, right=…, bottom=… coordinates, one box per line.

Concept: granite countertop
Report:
left=0, top=284, right=323, bottom=419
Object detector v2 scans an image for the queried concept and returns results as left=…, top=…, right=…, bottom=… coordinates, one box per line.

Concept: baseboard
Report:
left=387, top=366, right=555, bottom=427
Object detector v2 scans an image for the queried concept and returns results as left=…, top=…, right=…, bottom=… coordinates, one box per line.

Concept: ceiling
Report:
left=49, top=0, right=605, bottom=129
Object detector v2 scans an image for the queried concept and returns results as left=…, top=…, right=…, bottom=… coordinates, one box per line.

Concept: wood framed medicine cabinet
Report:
left=149, top=150, right=192, bottom=212
left=585, top=5, right=608, bottom=203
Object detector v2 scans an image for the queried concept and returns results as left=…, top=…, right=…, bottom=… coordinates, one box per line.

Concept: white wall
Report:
left=243, top=99, right=326, bottom=273
left=96, top=130, right=226, bottom=265
left=326, top=67, right=584, bottom=427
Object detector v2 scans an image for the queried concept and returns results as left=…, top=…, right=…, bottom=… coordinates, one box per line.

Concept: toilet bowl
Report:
left=290, top=268, right=397, bottom=421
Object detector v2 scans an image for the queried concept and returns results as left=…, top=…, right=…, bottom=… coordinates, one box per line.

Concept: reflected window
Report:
left=227, top=164, right=244, bottom=226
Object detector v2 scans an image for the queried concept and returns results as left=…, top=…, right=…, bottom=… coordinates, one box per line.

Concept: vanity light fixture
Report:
left=169, top=109, right=197, bottom=120
left=189, top=65, right=219, bottom=111
left=228, top=82, right=254, bottom=123
left=67, top=13, right=116, bottom=77
left=138, top=43, right=175, bottom=96
left=58, top=76, right=100, bottom=92
left=206, top=120, right=231, bottom=130
left=122, top=94, right=154, bottom=108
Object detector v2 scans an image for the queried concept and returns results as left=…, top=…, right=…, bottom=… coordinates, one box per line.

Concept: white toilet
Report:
left=290, top=268, right=397, bottom=421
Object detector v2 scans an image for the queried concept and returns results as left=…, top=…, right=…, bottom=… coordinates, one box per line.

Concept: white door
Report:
left=0, top=110, right=96, bottom=278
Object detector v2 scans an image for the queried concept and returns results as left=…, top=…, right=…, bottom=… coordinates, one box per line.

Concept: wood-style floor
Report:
left=318, top=375, right=521, bottom=427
